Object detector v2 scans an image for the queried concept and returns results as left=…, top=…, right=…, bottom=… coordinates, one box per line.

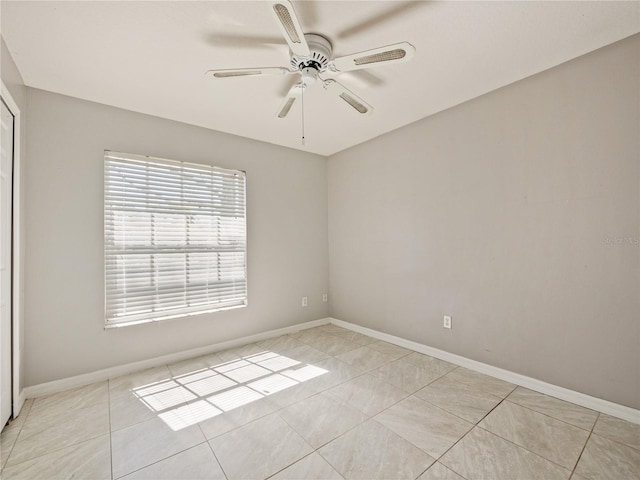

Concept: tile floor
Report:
left=1, top=324, right=639, bottom=479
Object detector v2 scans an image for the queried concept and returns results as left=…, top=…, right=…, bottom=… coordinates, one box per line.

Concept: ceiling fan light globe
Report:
left=301, top=67, right=319, bottom=86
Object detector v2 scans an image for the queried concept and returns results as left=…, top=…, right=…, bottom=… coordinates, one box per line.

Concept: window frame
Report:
left=103, top=150, right=248, bottom=328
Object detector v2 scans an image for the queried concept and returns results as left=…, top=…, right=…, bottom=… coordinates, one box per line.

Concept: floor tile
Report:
left=374, top=395, right=473, bottom=458
left=440, top=427, right=570, bottom=480
left=317, top=324, right=348, bottom=334
left=444, top=368, right=516, bottom=398
left=167, top=353, right=223, bottom=377
left=277, top=343, right=331, bottom=364
left=592, top=413, right=640, bottom=450
left=417, top=462, right=465, bottom=480
left=198, top=391, right=277, bottom=439
left=216, top=343, right=268, bottom=363
left=121, top=442, right=225, bottom=479
left=28, top=381, right=108, bottom=421
left=1, top=399, right=34, bottom=468
left=110, top=391, right=159, bottom=432
left=256, top=334, right=306, bottom=353
left=290, top=327, right=334, bottom=345
left=111, top=415, right=206, bottom=478
left=1, top=428, right=19, bottom=470
left=178, top=370, right=237, bottom=398
left=366, top=340, right=412, bottom=359
left=270, top=452, right=344, bottom=480
left=574, top=433, right=640, bottom=480
left=479, top=401, right=589, bottom=469
left=304, top=358, right=364, bottom=393
left=307, top=335, right=362, bottom=356
left=7, top=402, right=109, bottom=467
left=221, top=363, right=271, bottom=383
left=109, top=366, right=174, bottom=399
left=1, top=434, right=110, bottom=480
left=325, top=373, right=408, bottom=416
left=209, top=413, right=313, bottom=479
left=318, top=420, right=435, bottom=480
left=414, top=370, right=508, bottom=423
left=279, top=393, right=368, bottom=448
left=14, top=334, right=636, bottom=480
left=253, top=351, right=308, bottom=375
left=324, top=329, right=378, bottom=346
left=11, top=398, right=34, bottom=428
left=267, top=379, right=322, bottom=409
left=402, top=352, right=458, bottom=373
left=335, top=346, right=397, bottom=371
left=507, top=387, right=598, bottom=431
left=372, top=355, right=455, bottom=394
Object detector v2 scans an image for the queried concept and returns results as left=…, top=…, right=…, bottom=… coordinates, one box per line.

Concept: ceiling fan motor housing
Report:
left=290, top=33, right=333, bottom=74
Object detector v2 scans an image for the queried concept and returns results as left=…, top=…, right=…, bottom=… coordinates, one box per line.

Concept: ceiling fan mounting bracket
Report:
left=290, top=33, right=333, bottom=72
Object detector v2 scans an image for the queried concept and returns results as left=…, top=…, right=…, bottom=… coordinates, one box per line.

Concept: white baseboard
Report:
left=23, top=315, right=640, bottom=426
left=24, top=318, right=331, bottom=399
left=329, top=318, right=640, bottom=425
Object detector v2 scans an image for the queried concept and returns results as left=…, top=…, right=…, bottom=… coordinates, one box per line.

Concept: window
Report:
left=104, top=151, right=247, bottom=327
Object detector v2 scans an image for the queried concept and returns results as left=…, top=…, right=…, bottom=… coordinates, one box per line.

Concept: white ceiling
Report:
left=2, top=1, right=639, bottom=156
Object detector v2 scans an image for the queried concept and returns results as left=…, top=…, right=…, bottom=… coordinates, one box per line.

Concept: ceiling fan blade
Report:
left=330, top=42, right=415, bottom=72
left=276, top=83, right=303, bottom=118
left=266, top=0, right=310, bottom=57
left=206, top=67, right=291, bottom=79
left=323, top=79, right=372, bottom=115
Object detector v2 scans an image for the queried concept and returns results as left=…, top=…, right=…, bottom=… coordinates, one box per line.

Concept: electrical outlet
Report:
left=301, top=296, right=308, bottom=307
left=322, top=293, right=328, bottom=302
left=443, top=315, right=452, bottom=329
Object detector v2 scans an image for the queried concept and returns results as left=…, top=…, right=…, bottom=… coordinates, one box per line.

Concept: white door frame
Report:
left=0, top=81, right=23, bottom=417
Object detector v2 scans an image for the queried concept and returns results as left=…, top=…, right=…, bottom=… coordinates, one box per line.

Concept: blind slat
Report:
left=104, top=151, right=247, bottom=327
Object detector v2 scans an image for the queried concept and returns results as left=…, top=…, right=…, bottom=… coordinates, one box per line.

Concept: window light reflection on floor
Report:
left=132, top=350, right=328, bottom=431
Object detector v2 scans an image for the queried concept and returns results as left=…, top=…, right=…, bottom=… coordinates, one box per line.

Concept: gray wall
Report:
left=1, top=37, right=27, bottom=395
left=24, top=88, right=329, bottom=386
left=328, top=35, right=640, bottom=409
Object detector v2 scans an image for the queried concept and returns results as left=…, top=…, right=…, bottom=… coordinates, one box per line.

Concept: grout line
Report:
left=112, top=440, right=210, bottom=480
left=587, top=429, right=640, bottom=452
left=1, top=398, right=34, bottom=472
left=468, top=392, right=605, bottom=474
left=269, top=350, right=423, bottom=476
left=275, top=392, right=368, bottom=451
left=273, top=353, right=451, bottom=478
left=206, top=442, right=229, bottom=480
left=314, top=445, right=348, bottom=480
left=501, top=397, right=597, bottom=432
left=415, top=461, right=472, bottom=480
left=1, top=402, right=109, bottom=471
left=183, top=365, right=230, bottom=480
left=423, top=392, right=516, bottom=480
left=570, top=412, right=598, bottom=478
left=475, top=385, right=517, bottom=424
left=474, top=423, right=575, bottom=473
left=263, top=450, right=317, bottom=479
left=435, top=397, right=510, bottom=458
left=3, top=431, right=110, bottom=470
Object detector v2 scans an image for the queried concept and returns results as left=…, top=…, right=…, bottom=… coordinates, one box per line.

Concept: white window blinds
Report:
left=104, top=151, right=247, bottom=327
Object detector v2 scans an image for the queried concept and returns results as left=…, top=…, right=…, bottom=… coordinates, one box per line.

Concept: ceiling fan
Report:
left=206, top=0, right=416, bottom=118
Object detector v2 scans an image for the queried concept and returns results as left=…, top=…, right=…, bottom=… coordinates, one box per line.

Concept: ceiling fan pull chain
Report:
left=301, top=84, right=306, bottom=146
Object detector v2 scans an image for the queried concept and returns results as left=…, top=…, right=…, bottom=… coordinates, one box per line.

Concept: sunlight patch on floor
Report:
left=133, top=350, right=328, bottom=431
